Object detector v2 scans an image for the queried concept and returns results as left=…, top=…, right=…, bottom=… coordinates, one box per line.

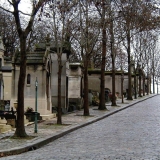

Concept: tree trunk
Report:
left=83, top=67, right=89, bottom=116
left=150, top=77, right=152, bottom=94
left=152, top=75, right=155, bottom=94
left=143, top=74, right=145, bottom=96
left=57, top=61, right=62, bottom=124
left=99, top=28, right=106, bottom=110
left=99, top=0, right=107, bottom=110
left=134, top=73, right=137, bottom=99
left=127, top=30, right=133, bottom=100
left=14, top=35, right=27, bottom=137
left=139, top=70, right=142, bottom=97
left=147, top=76, right=149, bottom=95
left=110, top=10, right=116, bottom=106
left=121, top=74, right=124, bottom=103
left=111, top=66, right=116, bottom=106
left=111, top=33, right=117, bottom=106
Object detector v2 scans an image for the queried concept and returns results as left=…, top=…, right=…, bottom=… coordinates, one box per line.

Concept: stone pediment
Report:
left=13, top=51, right=45, bottom=65
left=13, top=40, right=71, bottom=65
left=26, top=52, right=45, bottom=64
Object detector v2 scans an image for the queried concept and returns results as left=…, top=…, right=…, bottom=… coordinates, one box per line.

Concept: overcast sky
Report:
left=1, top=0, right=32, bottom=14
left=19, top=0, right=32, bottom=13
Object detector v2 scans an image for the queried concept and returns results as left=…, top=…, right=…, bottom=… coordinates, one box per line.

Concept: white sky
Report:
left=18, top=0, right=32, bottom=14
left=1, top=0, right=32, bottom=14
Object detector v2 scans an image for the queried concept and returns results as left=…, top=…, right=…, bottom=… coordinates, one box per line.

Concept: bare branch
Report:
left=18, top=10, right=32, bottom=16
left=7, top=0, right=13, bottom=5
left=0, top=6, right=13, bottom=14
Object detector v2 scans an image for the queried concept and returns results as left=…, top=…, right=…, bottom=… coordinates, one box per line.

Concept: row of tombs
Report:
left=0, top=37, right=144, bottom=129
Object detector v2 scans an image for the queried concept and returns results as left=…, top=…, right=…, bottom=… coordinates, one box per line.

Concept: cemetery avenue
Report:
left=0, top=94, right=159, bottom=159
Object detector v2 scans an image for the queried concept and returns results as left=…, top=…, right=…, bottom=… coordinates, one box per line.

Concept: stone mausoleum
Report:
left=10, top=40, right=70, bottom=119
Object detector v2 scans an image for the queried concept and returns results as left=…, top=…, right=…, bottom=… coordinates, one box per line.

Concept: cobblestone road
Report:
left=2, top=96, right=160, bottom=160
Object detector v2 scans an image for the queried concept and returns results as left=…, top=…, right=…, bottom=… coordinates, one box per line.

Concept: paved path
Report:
left=0, top=94, right=159, bottom=159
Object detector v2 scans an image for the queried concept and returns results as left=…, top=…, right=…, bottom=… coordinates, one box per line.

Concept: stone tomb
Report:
left=0, top=119, right=12, bottom=133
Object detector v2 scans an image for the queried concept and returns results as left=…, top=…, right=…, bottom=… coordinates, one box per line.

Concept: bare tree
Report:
left=72, top=1, right=100, bottom=115
left=0, top=0, right=51, bottom=137
left=0, top=9, right=19, bottom=57
left=94, top=0, right=110, bottom=109
left=116, top=0, right=159, bottom=100
left=42, top=0, right=78, bottom=123
left=26, top=19, right=50, bottom=51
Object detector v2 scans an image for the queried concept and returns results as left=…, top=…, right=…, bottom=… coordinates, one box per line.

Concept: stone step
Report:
left=41, top=113, right=56, bottom=120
